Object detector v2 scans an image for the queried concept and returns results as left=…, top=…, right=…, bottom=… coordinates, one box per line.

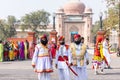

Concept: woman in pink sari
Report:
left=29, top=42, right=36, bottom=59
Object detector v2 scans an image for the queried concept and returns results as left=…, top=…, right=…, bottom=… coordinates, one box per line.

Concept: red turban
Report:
left=58, top=36, right=64, bottom=41
left=74, top=34, right=81, bottom=39
left=40, top=34, right=47, bottom=39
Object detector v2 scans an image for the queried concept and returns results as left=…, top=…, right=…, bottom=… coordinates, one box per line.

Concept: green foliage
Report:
left=104, top=0, right=119, bottom=30
left=91, top=21, right=101, bottom=43
left=0, top=10, right=50, bottom=40
left=0, top=16, right=17, bottom=40
left=103, top=0, right=119, bottom=52
left=6, top=15, right=17, bottom=38
left=91, top=21, right=100, bottom=35
left=105, top=0, right=118, bottom=7
left=0, top=20, right=7, bottom=40
left=21, top=10, right=50, bottom=34
left=7, top=15, right=16, bottom=26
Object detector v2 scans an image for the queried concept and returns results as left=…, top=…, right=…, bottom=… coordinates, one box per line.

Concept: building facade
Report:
left=55, top=0, right=93, bottom=44
left=14, top=0, right=93, bottom=45
left=109, top=29, right=118, bottom=49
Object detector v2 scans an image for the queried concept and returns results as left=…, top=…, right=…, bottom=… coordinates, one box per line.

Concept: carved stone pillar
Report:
left=27, top=32, right=36, bottom=43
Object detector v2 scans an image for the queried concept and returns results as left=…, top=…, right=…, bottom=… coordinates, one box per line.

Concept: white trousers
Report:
left=58, top=69, right=70, bottom=80
left=103, top=49, right=111, bottom=65
left=38, top=73, right=50, bottom=80
left=72, top=66, right=88, bottom=80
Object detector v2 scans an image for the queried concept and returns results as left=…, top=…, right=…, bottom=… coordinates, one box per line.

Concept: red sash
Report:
left=58, top=56, right=68, bottom=61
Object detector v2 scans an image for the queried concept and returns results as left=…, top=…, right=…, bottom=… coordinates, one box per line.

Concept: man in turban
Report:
left=32, top=34, right=53, bottom=80
left=40, top=34, right=48, bottom=46
left=55, top=36, right=71, bottom=80
left=69, top=34, right=89, bottom=80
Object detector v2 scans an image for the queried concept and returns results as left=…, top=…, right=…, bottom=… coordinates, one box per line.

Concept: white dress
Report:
left=55, top=45, right=71, bottom=80
left=32, top=43, right=53, bottom=80
left=70, top=43, right=89, bottom=80
left=102, top=40, right=111, bottom=65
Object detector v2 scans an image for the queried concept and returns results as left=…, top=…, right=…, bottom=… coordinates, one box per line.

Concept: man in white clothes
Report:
left=69, top=34, right=89, bottom=80
left=32, top=34, right=53, bottom=80
left=102, top=37, right=112, bottom=69
left=55, top=36, right=71, bottom=80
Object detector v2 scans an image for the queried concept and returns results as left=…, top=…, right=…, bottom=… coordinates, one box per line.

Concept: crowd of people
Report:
left=0, top=33, right=112, bottom=80
left=31, top=33, right=112, bottom=80
left=0, top=40, right=36, bottom=62
left=32, top=34, right=89, bottom=80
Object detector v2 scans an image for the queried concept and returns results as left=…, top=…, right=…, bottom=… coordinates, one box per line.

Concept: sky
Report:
left=0, top=0, right=107, bottom=24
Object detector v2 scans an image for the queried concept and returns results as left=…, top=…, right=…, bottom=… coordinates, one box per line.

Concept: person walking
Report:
left=70, top=34, right=89, bottom=80
left=32, top=34, right=53, bottom=80
left=102, top=37, right=112, bottom=69
left=55, top=36, right=71, bottom=80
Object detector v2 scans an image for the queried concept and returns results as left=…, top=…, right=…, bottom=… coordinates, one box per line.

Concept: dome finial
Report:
left=64, top=0, right=85, bottom=14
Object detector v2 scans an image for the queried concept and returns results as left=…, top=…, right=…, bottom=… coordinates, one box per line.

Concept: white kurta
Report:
left=55, top=45, right=71, bottom=80
left=70, top=43, right=89, bottom=80
left=32, top=43, right=53, bottom=80
left=102, top=40, right=111, bottom=65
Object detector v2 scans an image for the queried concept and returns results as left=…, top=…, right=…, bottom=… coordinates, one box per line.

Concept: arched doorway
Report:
left=69, top=26, right=79, bottom=42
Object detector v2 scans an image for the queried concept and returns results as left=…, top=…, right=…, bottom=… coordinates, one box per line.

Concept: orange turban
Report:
left=58, top=36, right=64, bottom=41
left=74, top=34, right=81, bottom=39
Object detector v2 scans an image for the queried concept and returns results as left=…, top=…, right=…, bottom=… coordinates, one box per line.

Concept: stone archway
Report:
left=69, top=26, right=79, bottom=42
left=69, top=25, right=79, bottom=32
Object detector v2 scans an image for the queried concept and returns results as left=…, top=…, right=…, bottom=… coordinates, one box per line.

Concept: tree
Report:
left=92, top=21, right=100, bottom=35
left=0, top=19, right=7, bottom=40
left=105, top=0, right=120, bottom=50
left=7, top=15, right=16, bottom=26
left=21, top=10, right=50, bottom=35
left=103, top=5, right=119, bottom=30
left=6, top=15, right=17, bottom=38
left=0, top=16, right=17, bottom=40
left=105, top=0, right=118, bottom=6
